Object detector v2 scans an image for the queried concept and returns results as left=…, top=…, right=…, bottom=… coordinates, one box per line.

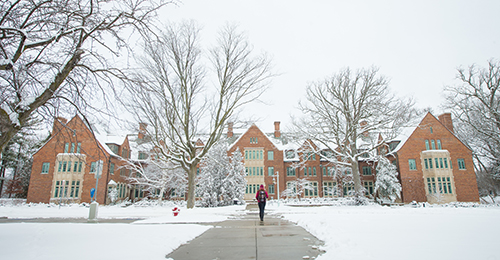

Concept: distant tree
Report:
left=444, top=59, right=500, bottom=183
left=295, top=67, right=417, bottom=203
left=0, top=0, right=170, bottom=155
left=374, top=156, right=401, bottom=203
left=196, top=141, right=246, bottom=207
left=122, top=22, right=273, bottom=208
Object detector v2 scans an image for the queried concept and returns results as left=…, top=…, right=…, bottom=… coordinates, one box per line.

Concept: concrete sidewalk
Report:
left=166, top=210, right=324, bottom=260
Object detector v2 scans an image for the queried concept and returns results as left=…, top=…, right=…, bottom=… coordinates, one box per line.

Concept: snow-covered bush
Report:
left=374, top=156, right=402, bottom=203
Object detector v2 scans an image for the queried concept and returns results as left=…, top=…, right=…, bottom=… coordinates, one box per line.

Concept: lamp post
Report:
left=273, top=171, right=280, bottom=206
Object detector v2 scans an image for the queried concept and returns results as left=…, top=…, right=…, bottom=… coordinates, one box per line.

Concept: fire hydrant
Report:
left=172, top=207, right=180, bottom=217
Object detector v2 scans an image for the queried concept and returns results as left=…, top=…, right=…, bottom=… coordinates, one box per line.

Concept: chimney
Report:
left=438, top=113, right=454, bottom=133
left=227, top=122, right=234, bottom=138
left=274, top=121, right=281, bottom=138
left=52, top=117, right=67, bottom=136
left=360, top=120, right=369, bottom=137
left=138, top=122, right=148, bottom=139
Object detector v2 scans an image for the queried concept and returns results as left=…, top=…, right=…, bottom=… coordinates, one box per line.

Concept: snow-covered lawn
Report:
left=269, top=203, right=500, bottom=260
left=0, top=203, right=245, bottom=260
left=1, top=201, right=499, bottom=260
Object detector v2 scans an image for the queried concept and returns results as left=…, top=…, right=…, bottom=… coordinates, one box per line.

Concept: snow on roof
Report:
left=388, top=126, right=417, bottom=153
left=128, top=134, right=155, bottom=160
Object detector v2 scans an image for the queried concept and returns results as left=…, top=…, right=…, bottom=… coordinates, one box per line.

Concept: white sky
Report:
left=160, top=0, right=500, bottom=133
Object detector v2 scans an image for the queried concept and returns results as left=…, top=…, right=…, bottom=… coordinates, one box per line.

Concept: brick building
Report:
left=392, top=112, right=479, bottom=203
left=228, top=112, right=479, bottom=203
left=27, top=115, right=147, bottom=204
left=28, top=112, right=479, bottom=204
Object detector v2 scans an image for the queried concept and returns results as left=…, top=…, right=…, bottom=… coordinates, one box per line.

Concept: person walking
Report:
left=255, top=184, right=268, bottom=221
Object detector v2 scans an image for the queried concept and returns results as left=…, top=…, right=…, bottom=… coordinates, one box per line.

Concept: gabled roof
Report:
left=390, top=112, right=470, bottom=154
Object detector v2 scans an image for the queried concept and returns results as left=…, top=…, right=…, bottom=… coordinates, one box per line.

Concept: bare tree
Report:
left=0, top=0, right=170, bottom=154
left=444, top=59, right=500, bottom=182
left=295, top=67, right=417, bottom=202
left=122, top=22, right=273, bottom=208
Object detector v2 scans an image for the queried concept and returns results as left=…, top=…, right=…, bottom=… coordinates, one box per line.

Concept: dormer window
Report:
left=285, top=150, right=295, bottom=159
left=107, top=144, right=119, bottom=154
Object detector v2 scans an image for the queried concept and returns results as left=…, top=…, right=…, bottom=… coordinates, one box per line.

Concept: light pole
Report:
left=273, top=171, right=280, bottom=206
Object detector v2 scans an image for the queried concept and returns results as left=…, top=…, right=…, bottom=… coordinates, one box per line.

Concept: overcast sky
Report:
left=160, top=0, right=500, bottom=133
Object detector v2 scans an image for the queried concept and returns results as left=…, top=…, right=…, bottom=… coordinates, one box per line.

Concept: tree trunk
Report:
left=186, top=165, right=197, bottom=209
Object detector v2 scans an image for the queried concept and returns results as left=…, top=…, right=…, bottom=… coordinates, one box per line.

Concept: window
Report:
left=435, top=158, right=439, bottom=169
left=313, top=167, right=316, bottom=176
left=70, top=143, right=75, bottom=153
left=122, top=148, right=128, bottom=158
left=322, top=166, right=327, bottom=176
left=250, top=137, right=258, bottom=144
left=430, top=127, right=433, bottom=134
left=138, top=152, right=148, bottom=160
left=70, top=181, right=80, bottom=198
left=429, top=158, right=433, bottom=169
left=323, top=182, right=336, bottom=197
left=54, top=180, right=69, bottom=198
left=252, top=150, right=256, bottom=159
left=286, top=167, right=296, bottom=176
left=54, top=181, right=59, bottom=197
left=268, top=150, right=274, bottom=160
left=427, top=177, right=436, bottom=194
left=425, top=140, right=430, bottom=150
left=364, top=181, right=374, bottom=195
left=268, top=167, right=274, bottom=176
left=109, top=163, right=115, bottom=175
left=269, top=184, right=275, bottom=194
left=343, top=183, right=354, bottom=196
left=76, top=143, right=81, bottom=154
left=305, top=182, right=318, bottom=197
left=62, top=161, right=67, bottom=172
left=408, top=159, right=417, bottom=170
left=439, top=158, right=444, bottom=168
left=285, top=150, right=295, bottom=159
left=362, top=166, right=372, bottom=175
left=446, top=177, right=453, bottom=194
left=78, top=162, right=82, bottom=172
left=444, top=158, right=448, bottom=168
left=41, top=163, right=50, bottom=174
left=431, top=140, right=436, bottom=150
left=437, top=140, right=442, bottom=150
left=134, top=185, right=144, bottom=198
left=90, top=162, right=97, bottom=173
left=457, top=159, right=466, bottom=169
left=73, top=161, right=78, bottom=172
left=58, top=161, right=62, bottom=172
left=120, top=168, right=127, bottom=176
left=64, top=143, right=69, bottom=153
left=424, top=159, right=429, bottom=169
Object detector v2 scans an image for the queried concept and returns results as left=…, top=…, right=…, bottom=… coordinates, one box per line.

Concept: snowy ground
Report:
left=1, top=200, right=499, bottom=260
